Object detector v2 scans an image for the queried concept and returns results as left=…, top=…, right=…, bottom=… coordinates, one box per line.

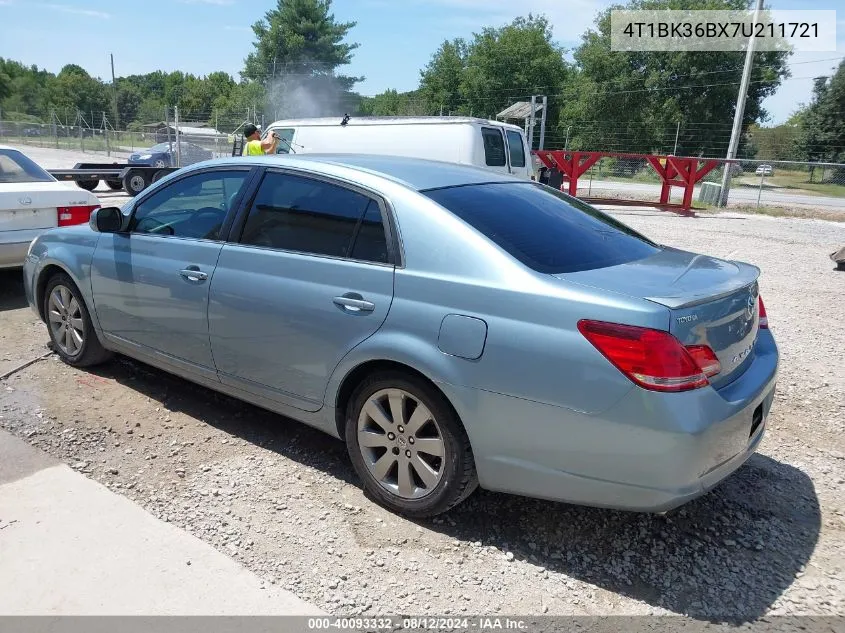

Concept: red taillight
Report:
left=758, top=296, right=768, bottom=329
left=686, top=345, right=722, bottom=378
left=577, top=320, right=721, bottom=393
left=57, top=205, right=99, bottom=227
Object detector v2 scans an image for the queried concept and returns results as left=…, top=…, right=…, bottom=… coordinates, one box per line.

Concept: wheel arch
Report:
left=35, top=261, right=100, bottom=332
left=332, top=357, right=467, bottom=442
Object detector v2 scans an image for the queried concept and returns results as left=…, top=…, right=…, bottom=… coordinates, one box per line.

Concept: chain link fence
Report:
left=0, top=107, right=250, bottom=167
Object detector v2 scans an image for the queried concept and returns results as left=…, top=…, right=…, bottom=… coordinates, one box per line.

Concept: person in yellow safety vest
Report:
left=242, top=124, right=279, bottom=156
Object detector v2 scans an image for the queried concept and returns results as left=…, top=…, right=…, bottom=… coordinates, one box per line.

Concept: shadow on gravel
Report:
left=0, top=270, right=27, bottom=312
left=434, top=454, right=820, bottom=623
left=87, top=356, right=357, bottom=486
left=86, top=355, right=819, bottom=624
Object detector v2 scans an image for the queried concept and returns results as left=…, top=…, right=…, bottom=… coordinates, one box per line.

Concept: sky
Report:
left=0, top=0, right=843, bottom=125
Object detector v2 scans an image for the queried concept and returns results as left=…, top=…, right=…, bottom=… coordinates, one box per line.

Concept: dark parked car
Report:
left=129, top=142, right=214, bottom=168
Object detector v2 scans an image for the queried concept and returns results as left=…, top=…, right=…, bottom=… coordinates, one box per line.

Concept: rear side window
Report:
left=0, top=149, right=54, bottom=183
left=240, top=171, right=389, bottom=263
left=506, top=130, right=526, bottom=168
left=481, top=128, right=506, bottom=167
left=422, top=183, right=660, bottom=274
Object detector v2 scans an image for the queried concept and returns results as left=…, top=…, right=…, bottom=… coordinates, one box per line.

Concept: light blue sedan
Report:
left=22, top=154, right=778, bottom=518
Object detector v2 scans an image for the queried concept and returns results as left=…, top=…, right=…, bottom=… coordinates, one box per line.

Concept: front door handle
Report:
left=179, top=266, right=208, bottom=283
left=333, top=294, right=375, bottom=313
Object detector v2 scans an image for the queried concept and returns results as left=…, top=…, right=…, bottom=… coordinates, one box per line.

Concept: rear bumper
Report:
left=0, top=230, right=43, bottom=269
left=441, top=329, right=779, bottom=512
left=0, top=242, right=29, bottom=269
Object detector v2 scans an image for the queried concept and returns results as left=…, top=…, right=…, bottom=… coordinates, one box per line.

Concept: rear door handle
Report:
left=179, top=266, right=208, bottom=282
left=333, top=294, right=375, bottom=313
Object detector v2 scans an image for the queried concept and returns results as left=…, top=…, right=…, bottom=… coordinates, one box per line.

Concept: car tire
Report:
left=345, top=371, right=478, bottom=518
left=43, top=273, right=112, bottom=368
left=76, top=179, right=98, bottom=191
left=153, top=159, right=167, bottom=169
left=106, top=179, right=123, bottom=190
left=122, top=170, right=149, bottom=197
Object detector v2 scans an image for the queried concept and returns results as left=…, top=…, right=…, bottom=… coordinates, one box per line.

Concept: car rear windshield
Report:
left=422, top=182, right=661, bottom=274
left=0, top=149, right=55, bottom=183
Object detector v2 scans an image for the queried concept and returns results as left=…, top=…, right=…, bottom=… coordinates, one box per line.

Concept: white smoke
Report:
left=265, top=70, right=356, bottom=121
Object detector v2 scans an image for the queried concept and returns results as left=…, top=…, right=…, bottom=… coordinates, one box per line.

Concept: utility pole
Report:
left=77, top=111, right=84, bottom=153
left=110, top=53, right=119, bottom=130
left=673, top=121, right=680, bottom=155
left=539, top=95, right=548, bottom=150
left=165, top=106, right=173, bottom=156
left=719, top=0, right=764, bottom=207
left=50, top=109, right=58, bottom=148
left=528, top=95, right=536, bottom=150
left=103, top=111, right=110, bottom=156
left=174, top=106, right=182, bottom=168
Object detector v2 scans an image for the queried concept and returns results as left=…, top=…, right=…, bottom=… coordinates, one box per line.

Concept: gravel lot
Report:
left=1, top=207, right=843, bottom=621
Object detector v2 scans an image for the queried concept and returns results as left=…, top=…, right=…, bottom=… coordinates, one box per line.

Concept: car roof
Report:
left=266, top=115, right=525, bottom=132
left=198, top=154, right=526, bottom=191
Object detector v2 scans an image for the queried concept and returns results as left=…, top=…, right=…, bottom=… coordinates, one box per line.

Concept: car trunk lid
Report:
left=0, top=182, right=98, bottom=237
left=557, top=247, right=762, bottom=388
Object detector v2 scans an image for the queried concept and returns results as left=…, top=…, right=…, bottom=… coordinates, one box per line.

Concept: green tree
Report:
left=241, top=0, right=362, bottom=118
left=0, top=69, right=10, bottom=102
left=460, top=14, right=570, bottom=127
left=747, top=122, right=799, bottom=162
left=242, top=0, right=360, bottom=87
left=419, top=39, right=467, bottom=115
left=796, top=64, right=845, bottom=165
left=164, top=71, right=187, bottom=108
left=1, top=59, right=52, bottom=118
left=565, top=0, right=791, bottom=155
left=116, top=82, right=143, bottom=125
left=47, top=64, right=111, bottom=124
left=358, top=89, right=427, bottom=116
left=136, top=97, right=167, bottom=125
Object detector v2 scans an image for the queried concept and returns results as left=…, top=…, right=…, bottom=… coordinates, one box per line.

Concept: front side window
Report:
left=0, top=149, right=55, bottom=183
left=130, top=170, right=249, bottom=240
left=240, top=171, right=389, bottom=263
left=506, top=130, right=526, bottom=168
left=481, top=127, right=507, bottom=167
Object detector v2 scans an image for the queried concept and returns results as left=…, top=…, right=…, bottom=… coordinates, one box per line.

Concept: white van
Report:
left=261, top=116, right=535, bottom=180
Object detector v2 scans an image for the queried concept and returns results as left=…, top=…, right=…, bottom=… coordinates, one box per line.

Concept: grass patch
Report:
left=696, top=202, right=845, bottom=222
left=734, top=169, right=845, bottom=198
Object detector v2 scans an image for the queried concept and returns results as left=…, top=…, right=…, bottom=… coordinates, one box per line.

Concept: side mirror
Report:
left=89, top=207, right=125, bottom=233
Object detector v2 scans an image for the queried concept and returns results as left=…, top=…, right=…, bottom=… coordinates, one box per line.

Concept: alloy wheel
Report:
left=357, top=388, right=446, bottom=500
left=47, top=285, right=84, bottom=356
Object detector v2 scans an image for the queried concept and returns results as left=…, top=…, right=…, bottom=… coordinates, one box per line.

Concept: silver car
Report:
left=22, top=154, right=779, bottom=518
